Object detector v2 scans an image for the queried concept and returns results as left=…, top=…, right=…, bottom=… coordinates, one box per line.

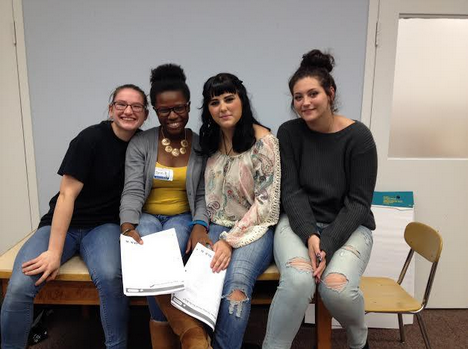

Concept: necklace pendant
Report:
left=172, top=148, right=180, bottom=157
left=180, top=139, right=189, bottom=148
left=161, top=138, right=171, bottom=146
left=180, top=147, right=187, bottom=155
left=165, top=145, right=173, bottom=153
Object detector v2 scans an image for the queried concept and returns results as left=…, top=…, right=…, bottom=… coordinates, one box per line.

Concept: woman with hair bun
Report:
left=119, top=64, right=210, bottom=348
left=263, top=49, right=377, bottom=349
left=198, top=72, right=280, bottom=349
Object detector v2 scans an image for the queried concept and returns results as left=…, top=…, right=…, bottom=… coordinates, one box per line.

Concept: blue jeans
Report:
left=209, top=223, right=273, bottom=349
left=137, top=212, right=192, bottom=321
left=1, top=224, right=129, bottom=349
left=263, top=214, right=373, bottom=349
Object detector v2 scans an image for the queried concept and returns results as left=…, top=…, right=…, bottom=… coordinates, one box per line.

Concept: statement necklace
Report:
left=161, top=129, right=188, bottom=157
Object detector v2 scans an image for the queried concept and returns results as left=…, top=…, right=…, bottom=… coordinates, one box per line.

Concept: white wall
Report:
left=22, top=0, right=370, bottom=215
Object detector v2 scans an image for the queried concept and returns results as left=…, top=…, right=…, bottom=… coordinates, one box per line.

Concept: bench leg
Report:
left=315, top=294, right=332, bottom=349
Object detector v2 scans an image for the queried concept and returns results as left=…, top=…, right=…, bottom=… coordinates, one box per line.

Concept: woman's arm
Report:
left=319, top=130, right=377, bottom=262
left=186, top=153, right=212, bottom=252
left=22, top=175, right=83, bottom=286
left=191, top=156, right=209, bottom=225
left=277, top=124, right=319, bottom=243
left=120, top=134, right=148, bottom=227
left=220, top=134, right=281, bottom=248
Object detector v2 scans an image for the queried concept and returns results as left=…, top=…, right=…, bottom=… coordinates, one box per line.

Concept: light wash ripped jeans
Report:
left=263, top=214, right=373, bottom=349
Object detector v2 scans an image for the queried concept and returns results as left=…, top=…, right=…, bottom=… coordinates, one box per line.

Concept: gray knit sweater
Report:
left=277, top=118, right=377, bottom=261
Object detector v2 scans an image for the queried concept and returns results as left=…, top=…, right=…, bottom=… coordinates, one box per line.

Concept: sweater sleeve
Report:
left=277, top=124, right=319, bottom=243
left=119, top=134, right=148, bottom=225
left=319, top=129, right=377, bottom=261
left=192, top=156, right=210, bottom=225
left=221, top=135, right=281, bottom=248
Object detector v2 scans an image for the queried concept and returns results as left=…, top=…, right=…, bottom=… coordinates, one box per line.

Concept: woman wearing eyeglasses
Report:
left=1, top=84, right=149, bottom=349
left=119, top=64, right=211, bottom=349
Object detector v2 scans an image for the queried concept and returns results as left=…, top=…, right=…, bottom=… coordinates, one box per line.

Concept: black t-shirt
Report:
left=39, top=121, right=129, bottom=229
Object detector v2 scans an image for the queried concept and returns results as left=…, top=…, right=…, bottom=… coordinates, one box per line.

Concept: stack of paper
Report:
left=120, top=229, right=226, bottom=329
left=120, top=228, right=185, bottom=296
left=172, top=243, right=226, bottom=330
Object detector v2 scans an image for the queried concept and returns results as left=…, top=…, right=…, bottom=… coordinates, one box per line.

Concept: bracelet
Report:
left=121, top=228, right=133, bottom=236
left=189, top=220, right=209, bottom=231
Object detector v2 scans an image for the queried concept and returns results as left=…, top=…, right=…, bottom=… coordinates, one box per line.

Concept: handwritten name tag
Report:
left=154, top=167, right=174, bottom=181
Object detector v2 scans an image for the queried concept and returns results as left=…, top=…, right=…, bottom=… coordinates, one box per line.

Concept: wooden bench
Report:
left=0, top=233, right=332, bottom=349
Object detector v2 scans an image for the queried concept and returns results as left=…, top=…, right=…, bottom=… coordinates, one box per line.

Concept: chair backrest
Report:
left=399, top=222, right=443, bottom=307
left=404, top=222, right=443, bottom=263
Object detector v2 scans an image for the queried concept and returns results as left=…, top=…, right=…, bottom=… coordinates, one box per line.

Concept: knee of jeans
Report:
left=5, top=273, right=38, bottom=301
left=281, top=257, right=315, bottom=299
left=99, top=223, right=119, bottom=231
left=91, top=265, right=122, bottom=292
left=223, top=288, right=249, bottom=318
left=322, top=273, right=349, bottom=293
left=137, top=214, right=162, bottom=236
left=320, top=272, right=362, bottom=308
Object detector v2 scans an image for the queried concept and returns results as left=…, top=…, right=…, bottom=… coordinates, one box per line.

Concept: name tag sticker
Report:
left=154, top=167, right=174, bottom=181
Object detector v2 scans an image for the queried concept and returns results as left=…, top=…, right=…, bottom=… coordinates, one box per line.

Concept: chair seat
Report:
left=361, top=276, right=422, bottom=313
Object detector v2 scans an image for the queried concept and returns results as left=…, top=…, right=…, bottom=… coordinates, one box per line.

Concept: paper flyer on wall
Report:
left=120, top=228, right=185, bottom=296
left=171, top=243, right=226, bottom=330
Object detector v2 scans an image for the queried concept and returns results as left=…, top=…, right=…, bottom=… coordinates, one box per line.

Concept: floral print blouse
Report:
left=205, top=133, right=281, bottom=248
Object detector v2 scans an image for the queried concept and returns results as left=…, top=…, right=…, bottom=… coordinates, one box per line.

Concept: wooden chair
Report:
left=361, top=222, right=443, bottom=349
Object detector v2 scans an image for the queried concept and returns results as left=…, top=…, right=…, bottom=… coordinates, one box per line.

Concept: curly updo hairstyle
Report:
left=149, top=64, right=190, bottom=108
left=289, top=49, right=338, bottom=113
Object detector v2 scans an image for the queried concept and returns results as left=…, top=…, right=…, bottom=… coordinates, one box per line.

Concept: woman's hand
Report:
left=308, top=235, right=326, bottom=283
left=22, top=250, right=62, bottom=286
left=121, top=223, right=143, bottom=245
left=210, top=240, right=232, bottom=273
left=186, top=224, right=212, bottom=253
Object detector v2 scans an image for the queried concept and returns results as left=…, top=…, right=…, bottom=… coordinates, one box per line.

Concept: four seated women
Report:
left=1, top=50, right=376, bottom=349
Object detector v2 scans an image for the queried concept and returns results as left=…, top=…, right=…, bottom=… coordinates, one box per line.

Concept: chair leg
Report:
left=416, top=313, right=432, bottom=349
left=397, top=313, right=406, bottom=343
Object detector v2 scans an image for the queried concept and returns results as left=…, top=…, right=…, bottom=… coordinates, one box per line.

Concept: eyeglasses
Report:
left=154, top=102, right=190, bottom=117
left=112, top=101, right=146, bottom=113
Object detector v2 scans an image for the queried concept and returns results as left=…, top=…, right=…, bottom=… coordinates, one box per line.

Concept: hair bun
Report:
left=150, top=64, right=186, bottom=85
left=300, top=49, right=334, bottom=72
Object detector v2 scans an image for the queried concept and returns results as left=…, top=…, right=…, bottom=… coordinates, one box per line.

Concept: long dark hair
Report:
left=289, top=49, right=338, bottom=113
left=198, top=73, right=266, bottom=156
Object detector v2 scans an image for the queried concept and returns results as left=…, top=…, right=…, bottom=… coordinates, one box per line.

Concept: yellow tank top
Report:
left=143, top=162, right=190, bottom=216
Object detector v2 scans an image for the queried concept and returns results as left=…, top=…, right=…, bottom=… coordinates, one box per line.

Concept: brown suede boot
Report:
left=149, top=319, right=180, bottom=349
left=155, top=294, right=211, bottom=349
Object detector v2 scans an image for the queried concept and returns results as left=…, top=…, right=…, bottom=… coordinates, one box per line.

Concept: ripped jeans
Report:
left=208, top=223, right=273, bottom=349
left=263, top=214, right=373, bottom=349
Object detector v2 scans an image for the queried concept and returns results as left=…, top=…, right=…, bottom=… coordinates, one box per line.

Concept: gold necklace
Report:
left=161, top=129, right=188, bottom=157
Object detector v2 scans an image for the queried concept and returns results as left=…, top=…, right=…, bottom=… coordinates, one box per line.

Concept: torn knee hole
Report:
left=226, top=290, right=248, bottom=318
left=323, top=273, right=348, bottom=292
left=227, top=289, right=247, bottom=302
left=286, top=257, right=313, bottom=272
